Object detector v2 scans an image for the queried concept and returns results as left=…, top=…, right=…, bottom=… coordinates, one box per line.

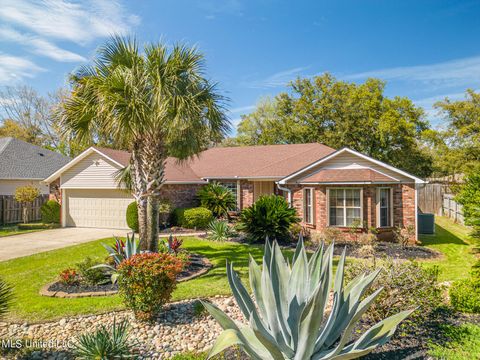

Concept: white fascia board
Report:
left=43, top=147, right=125, bottom=184
left=279, top=148, right=425, bottom=184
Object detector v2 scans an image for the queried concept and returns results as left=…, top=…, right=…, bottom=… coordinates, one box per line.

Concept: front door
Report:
left=253, top=181, right=274, bottom=201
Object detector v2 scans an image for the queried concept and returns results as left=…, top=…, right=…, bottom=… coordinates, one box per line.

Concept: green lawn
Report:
left=428, top=323, right=480, bottom=359
left=0, top=237, right=270, bottom=323
left=0, top=224, right=44, bottom=237
left=419, top=216, right=478, bottom=282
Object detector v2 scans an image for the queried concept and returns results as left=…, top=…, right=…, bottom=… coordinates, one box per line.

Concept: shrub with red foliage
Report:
left=117, top=253, right=184, bottom=321
left=59, top=268, right=79, bottom=285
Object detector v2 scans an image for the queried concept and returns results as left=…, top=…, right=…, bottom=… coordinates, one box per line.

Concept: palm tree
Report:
left=58, top=36, right=229, bottom=251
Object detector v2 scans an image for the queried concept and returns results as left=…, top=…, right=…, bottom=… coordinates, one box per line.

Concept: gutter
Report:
left=276, top=182, right=292, bottom=206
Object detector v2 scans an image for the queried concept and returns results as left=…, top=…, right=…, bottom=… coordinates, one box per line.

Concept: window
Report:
left=328, top=188, right=362, bottom=227
left=303, top=188, right=314, bottom=224
left=378, top=188, right=392, bottom=227
left=219, top=181, right=238, bottom=209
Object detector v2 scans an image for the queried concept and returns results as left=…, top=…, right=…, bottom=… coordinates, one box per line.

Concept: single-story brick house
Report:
left=43, top=143, right=425, bottom=242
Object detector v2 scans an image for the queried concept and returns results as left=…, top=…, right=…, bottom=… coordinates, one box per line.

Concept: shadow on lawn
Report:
left=420, top=222, right=470, bottom=246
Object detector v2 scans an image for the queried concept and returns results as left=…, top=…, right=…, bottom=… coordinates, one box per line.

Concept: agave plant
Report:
left=207, top=219, right=233, bottom=242
left=73, top=319, right=136, bottom=359
left=0, top=277, right=13, bottom=319
left=103, top=233, right=140, bottom=266
left=202, top=238, right=414, bottom=359
left=96, top=233, right=141, bottom=283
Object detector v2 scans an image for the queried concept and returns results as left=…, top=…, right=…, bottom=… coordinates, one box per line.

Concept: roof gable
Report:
left=279, top=148, right=425, bottom=184
left=0, top=137, right=70, bottom=180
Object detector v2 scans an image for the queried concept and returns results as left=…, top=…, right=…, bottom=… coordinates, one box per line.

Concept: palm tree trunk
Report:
left=131, top=143, right=149, bottom=250
left=146, top=197, right=159, bottom=252
left=137, top=198, right=148, bottom=250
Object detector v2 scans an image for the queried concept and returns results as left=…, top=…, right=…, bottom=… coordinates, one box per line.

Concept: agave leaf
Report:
left=250, top=311, right=289, bottom=360
left=352, top=309, right=416, bottom=351
left=314, top=287, right=384, bottom=359
left=201, top=300, right=240, bottom=331
left=308, top=242, right=325, bottom=294
left=249, top=255, right=267, bottom=319
left=294, top=254, right=332, bottom=360
left=207, top=328, right=268, bottom=360
left=292, top=235, right=304, bottom=263
left=227, top=261, right=259, bottom=322
left=288, top=241, right=309, bottom=303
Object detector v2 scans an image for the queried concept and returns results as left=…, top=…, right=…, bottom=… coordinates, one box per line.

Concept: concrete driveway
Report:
left=0, top=227, right=125, bottom=261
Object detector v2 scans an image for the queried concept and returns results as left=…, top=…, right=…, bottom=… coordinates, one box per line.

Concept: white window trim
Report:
left=303, top=187, right=315, bottom=225
left=376, top=187, right=394, bottom=228
left=326, top=187, right=363, bottom=227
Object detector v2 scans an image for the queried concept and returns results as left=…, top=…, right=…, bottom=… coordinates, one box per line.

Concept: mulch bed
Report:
left=41, top=253, right=212, bottom=298
left=330, top=241, right=441, bottom=260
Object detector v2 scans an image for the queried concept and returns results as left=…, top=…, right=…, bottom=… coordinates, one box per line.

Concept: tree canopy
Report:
left=231, top=73, right=433, bottom=177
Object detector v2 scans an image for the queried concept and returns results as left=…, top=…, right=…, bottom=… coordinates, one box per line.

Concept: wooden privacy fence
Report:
left=418, top=183, right=445, bottom=216
left=443, top=193, right=464, bottom=224
left=0, top=195, right=49, bottom=225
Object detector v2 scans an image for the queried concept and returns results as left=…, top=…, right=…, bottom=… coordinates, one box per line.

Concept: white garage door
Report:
left=65, top=189, right=133, bottom=229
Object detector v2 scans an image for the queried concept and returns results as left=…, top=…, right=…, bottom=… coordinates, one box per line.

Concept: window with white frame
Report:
left=328, top=188, right=362, bottom=227
left=303, top=188, right=314, bottom=224
left=219, top=181, right=238, bottom=209
left=378, top=188, right=392, bottom=227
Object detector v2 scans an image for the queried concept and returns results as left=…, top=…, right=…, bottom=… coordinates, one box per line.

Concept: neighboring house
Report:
left=43, top=143, right=425, bottom=242
left=0, top=137, right=70, bottom=196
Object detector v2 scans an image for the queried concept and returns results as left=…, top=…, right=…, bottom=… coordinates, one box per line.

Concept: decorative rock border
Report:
left=40, top=256, right=213, bottom=298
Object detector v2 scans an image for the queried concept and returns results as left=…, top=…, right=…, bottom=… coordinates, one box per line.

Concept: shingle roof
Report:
left=300, top=168, right=399, bottom=183
left=0, top=137, right=71, bottom=180
left=93, top=143, right=336, bottom=182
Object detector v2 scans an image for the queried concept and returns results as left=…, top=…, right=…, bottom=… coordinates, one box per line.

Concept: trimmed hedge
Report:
left=17, top=223, right=60, bottom=230
left=126, top=202, right=139, bottom=232
left=40, top=200, right=61, bottom=224
left=173, top=207, right=213, bottom=229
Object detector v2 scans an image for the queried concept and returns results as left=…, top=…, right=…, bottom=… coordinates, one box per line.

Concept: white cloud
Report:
left=0, top=53, right=45, bottom=84
left=230, top=105, right=255, bottom=114
left=0, top=0, right=139, bottom=45
left=245, top=66, right=310, bottom=89
left=345, top=55, right=480, bottom=89
left=0, top=27, right=86, bottom=62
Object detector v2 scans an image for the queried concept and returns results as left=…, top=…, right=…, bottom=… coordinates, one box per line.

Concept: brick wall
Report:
left=285, top=183, right=417, bottom=243
left=160, top=183, right=204, bottom=208
left=239, top=180, right=254, bottom=209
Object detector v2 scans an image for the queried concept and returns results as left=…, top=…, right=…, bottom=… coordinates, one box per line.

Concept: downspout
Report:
left=276, top=182, right=292, bottom=206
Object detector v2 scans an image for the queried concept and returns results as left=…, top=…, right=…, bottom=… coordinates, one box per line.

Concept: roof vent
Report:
left=38, top=153, right=45, bottom=157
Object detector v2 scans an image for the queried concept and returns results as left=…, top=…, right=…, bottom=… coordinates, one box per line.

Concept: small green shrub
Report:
left=173, top=207, right=213, bottom=229
left=207, top=219, right=232, bottom=241
left=237, top=195, right=299, bottom=243
left=40, top=200, right=60, bottom=223
left=117, top=253, right=184, bottom=320
left=345, top=258, right=444, bottom=326
left=171, top=352, right=208, bottom=360
left=76, top=257, right=108, bottom=285
left=126, top=201, right=139, bottom=232
left=197, top=182, right=236, bottom=218
left=450, top=279, right=480, bottom=313
left=159, top=199, right=172, bottom=227
left=73, top=319, right=135, bottom=359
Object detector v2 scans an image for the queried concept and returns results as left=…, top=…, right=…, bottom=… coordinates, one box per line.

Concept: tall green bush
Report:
left=197, top=182, right=236, bottom=218
left=450, top=260, right=480, bottom=313
left=126, top=202, right=139, bottom=232
left=237, top=194, right=299, bottom=243
left=455, top=170, right=480, bottom=233
left=40, top=200, right=61, bottom=223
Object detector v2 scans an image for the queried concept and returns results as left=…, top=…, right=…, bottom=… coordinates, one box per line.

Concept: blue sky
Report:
left=1, top=0, right=479, bottom=135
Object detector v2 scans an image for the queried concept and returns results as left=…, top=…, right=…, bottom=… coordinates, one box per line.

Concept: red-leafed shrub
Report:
left=59, top=268, right=79, bottom=285
left=117, top=253, right=184, bottom=321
